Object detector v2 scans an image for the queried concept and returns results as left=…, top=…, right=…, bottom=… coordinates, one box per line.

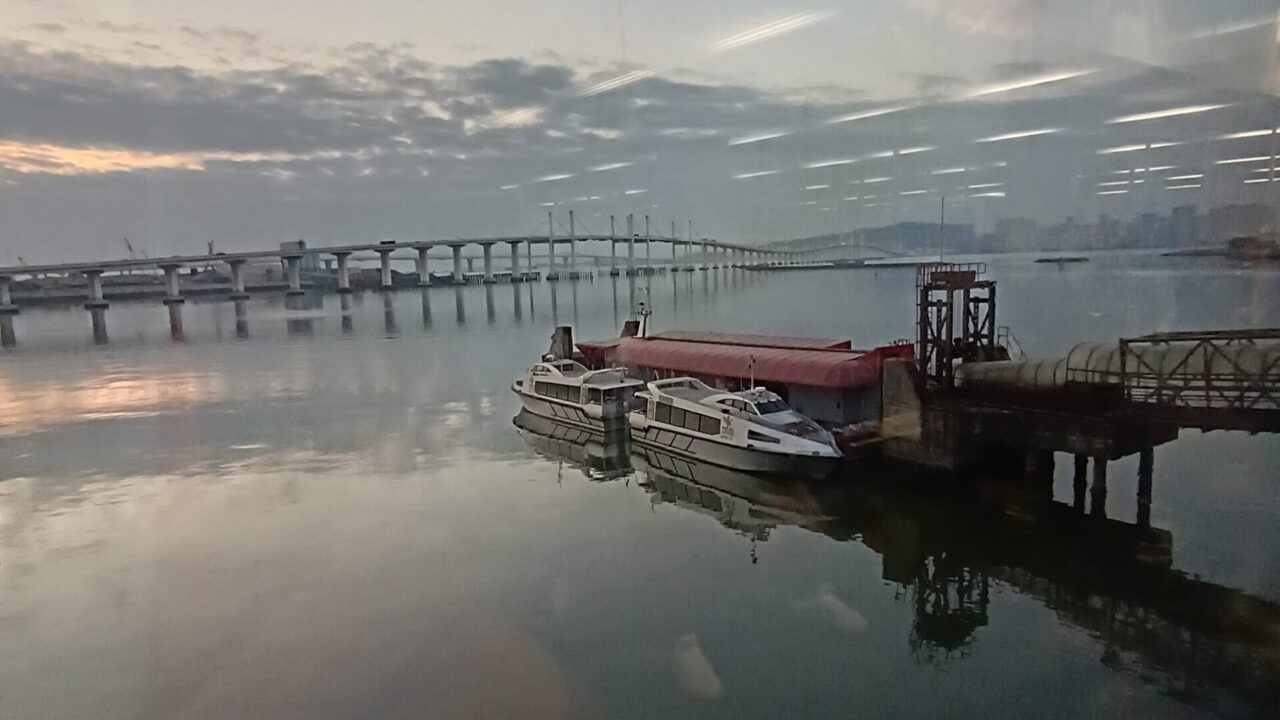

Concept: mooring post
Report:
left=1137, top=447, right=1154, bottom=528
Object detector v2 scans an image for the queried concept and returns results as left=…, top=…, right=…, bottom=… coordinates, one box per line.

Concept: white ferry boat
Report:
left=629, top=377, right=842, bottom=477
left=511, top=359, right=645, bottom=429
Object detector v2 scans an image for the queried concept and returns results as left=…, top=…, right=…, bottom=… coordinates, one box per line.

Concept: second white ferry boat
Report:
left=512, top=359, right=645, bottom=430
left=628, top=377, right=842, bottom=477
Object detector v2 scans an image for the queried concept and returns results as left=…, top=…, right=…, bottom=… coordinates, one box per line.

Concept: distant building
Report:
left=1171, top=205, right=1199, bottom=247
left=1209, top=204, right=1273, bottom=242
left=280, top=240, right=322, bottom=272
left=995, top=217, right=1037, bottom=252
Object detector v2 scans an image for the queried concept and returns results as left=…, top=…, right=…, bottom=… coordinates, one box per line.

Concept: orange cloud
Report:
left=0, top=140, right=293, bottom=176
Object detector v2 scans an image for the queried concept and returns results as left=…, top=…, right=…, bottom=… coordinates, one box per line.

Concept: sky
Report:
left=1, top=0, right=1279, bottom=262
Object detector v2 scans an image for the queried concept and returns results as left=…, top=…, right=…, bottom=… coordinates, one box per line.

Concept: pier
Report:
left=881, top=264, right=1280, bottom=522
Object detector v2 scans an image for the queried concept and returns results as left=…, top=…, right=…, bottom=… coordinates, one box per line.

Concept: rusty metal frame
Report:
left=916, top=263, right=996, bottom=391
left=1118, top=330, right=1280, bottom=414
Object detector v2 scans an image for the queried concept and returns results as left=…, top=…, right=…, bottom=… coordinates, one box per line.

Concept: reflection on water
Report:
left=517, top=409, right=1280, bottom=714
left=0, top=259, right=1278, bottom=719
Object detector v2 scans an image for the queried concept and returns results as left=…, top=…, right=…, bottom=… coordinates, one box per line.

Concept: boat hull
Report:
left=629, top=423, right=839, bottom=479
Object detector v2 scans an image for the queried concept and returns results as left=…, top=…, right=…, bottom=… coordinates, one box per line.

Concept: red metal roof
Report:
left=648, top=330, right=851, bottom=350
left=617, top=337, right=913, bottom=390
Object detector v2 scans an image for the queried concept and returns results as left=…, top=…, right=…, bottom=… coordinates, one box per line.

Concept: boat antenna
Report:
left=748, top=354, right=755, bottom=389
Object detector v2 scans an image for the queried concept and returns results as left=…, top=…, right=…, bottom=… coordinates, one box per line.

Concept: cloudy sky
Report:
left=1, top=0, right=1278, bottom=262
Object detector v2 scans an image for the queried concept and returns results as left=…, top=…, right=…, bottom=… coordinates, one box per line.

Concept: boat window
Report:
left=755, top=399, right=789, bottom=415
left=655, top=402, right=671, bottom=424
left=669, top=406, right=686, bottom=428
left=587, top=387, right=602, bottom=404
left=699, top=414, right=722, bottom=435
left=748, top=430, right=781, bottom=444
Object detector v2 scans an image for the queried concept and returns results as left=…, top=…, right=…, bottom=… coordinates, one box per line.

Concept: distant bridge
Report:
left=0, top=212, right=824, bottom=313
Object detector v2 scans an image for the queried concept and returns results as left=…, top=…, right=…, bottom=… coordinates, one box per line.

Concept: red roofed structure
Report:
left=577, top=328, right=913, bottom=426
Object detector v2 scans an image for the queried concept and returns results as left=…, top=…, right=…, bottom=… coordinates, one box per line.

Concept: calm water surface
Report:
left=2, top=256, right=1279, bottom=719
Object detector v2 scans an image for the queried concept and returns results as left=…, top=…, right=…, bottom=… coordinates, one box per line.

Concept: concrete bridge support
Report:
left=415, top=247, right=430, bottom=287
left=377, top=249, right=394, bottom=290
left=451, top=245, right=464, bottom=284
left=482, top=243, right=495, bottom=283
left=283, top=256, right=304, bottom=296
left=84, top=269, right=109, bottom=309
left=335, top=252, right=353, bottom=293
left=161, top=265, right=186, bottom=305
left=626, top=215, right=635, bottom=272
left=509, top=241, right=522, bottom=280
left=0, top=274, right=17, bottom=315
left=228, top=259, right=249, bottom=300
left=569, top=211, right=577, bottom=275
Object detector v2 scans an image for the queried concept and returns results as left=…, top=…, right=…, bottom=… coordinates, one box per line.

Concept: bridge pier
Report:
left=335, top=252, right=353, bottom=293
left=450, top=244, right=464, bottom=284
left=89, top=306, right=108, bottom=345
left=1, top=312, right=16, bottom=348
left=415, top=247, right=430, bottom=287
left=547, top=233, right=558, bottom=280
left=377, top=248, right=394, bottom=290
left=228, top=259, right=249, bottom=300
left=283, top=256, right=304, bottom=296
left=509, top=241, right=522, bottom=281
left=83, top=269, right=109, bottom=309
left=0, top=274, right=17, bottom=315
left=1138, top=448, right=1154, bottom=528
left=626, top=215, right=635, bottom=274
left=568, top=211, right=577, bottom=276
left=1090, top=458, right=1108, bottom=518
left=167, top=303, right=185, bottom=341
left=482, top=242, right=495, bottom=283
left=1072, top=455, right=1088, bottom=511
left=160, top=264, right=186, bottom=305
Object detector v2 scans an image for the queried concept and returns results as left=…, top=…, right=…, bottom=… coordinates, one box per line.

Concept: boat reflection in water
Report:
left=513, top=409, right=633, bottom=480
left=513, top=410, right=1280, bottom=713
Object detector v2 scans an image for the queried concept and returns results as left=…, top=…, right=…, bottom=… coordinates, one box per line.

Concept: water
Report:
left=1, top=257, right=1279, bottom=719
